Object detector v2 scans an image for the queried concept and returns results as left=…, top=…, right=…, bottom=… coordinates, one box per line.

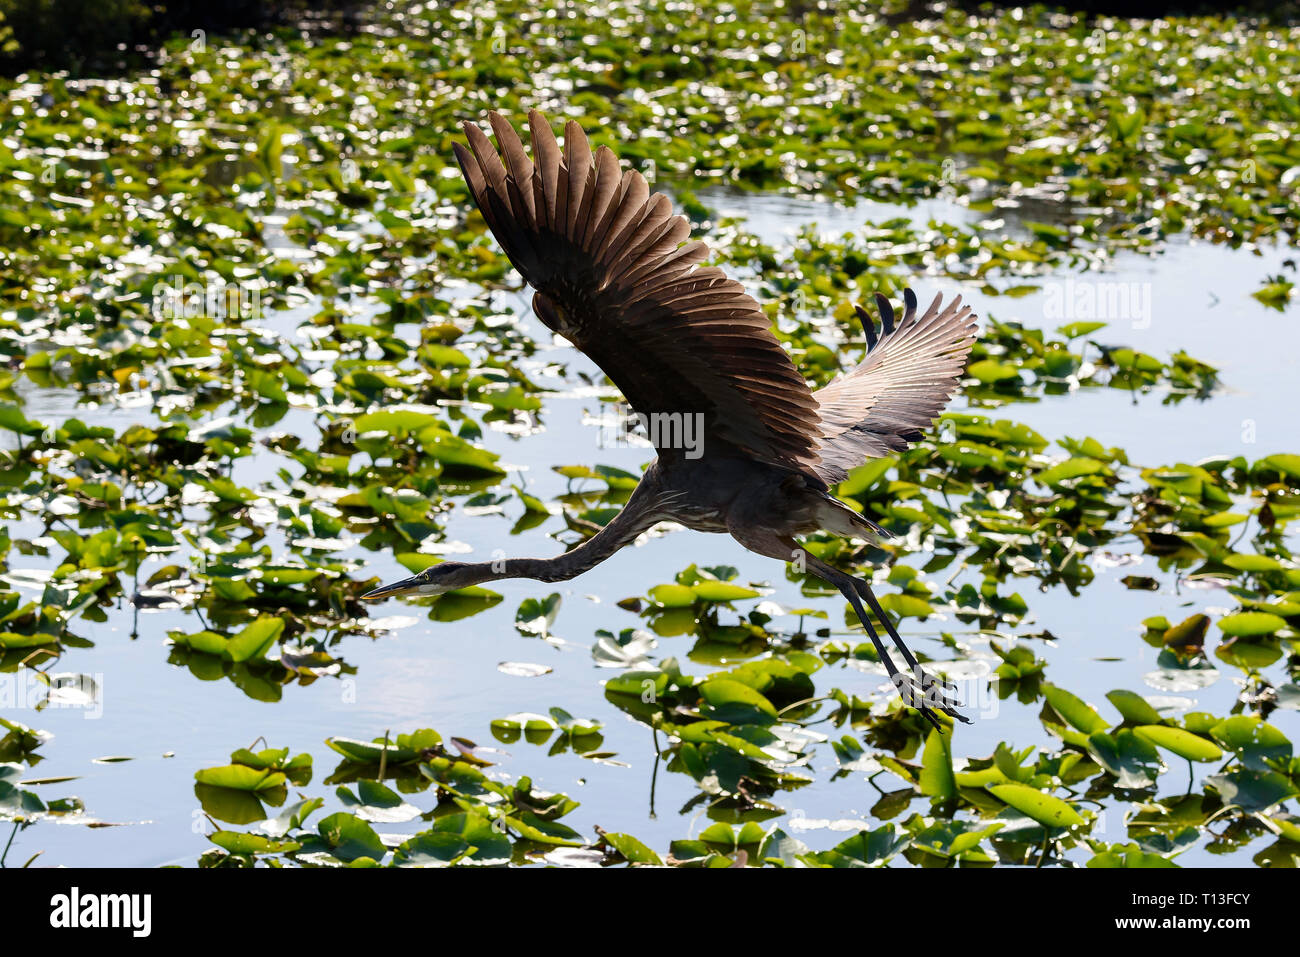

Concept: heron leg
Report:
left=729, top=528, right=965, bottom=727
left=853, top=577, right=969, bottom=724
left=816, top=560, right=952, bottom=730
left=825, top=570, right=904, bottom=686
left=853, top=579, right=958, bottom=692
left=802, top=555, right=964, bottom=728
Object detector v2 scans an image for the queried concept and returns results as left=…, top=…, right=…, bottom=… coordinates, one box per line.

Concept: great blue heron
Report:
left=363, top=110, right=977, bottom=727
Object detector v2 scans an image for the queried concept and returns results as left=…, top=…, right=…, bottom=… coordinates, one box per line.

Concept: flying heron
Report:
left=362, top=110, right=978, bottom=727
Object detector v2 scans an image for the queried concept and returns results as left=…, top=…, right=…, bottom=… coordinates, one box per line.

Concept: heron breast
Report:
left=658, top=505, right=728, bottom=533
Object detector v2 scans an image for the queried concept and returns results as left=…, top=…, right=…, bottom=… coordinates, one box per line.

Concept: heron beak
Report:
left=359, top=574, right=428, bottom=601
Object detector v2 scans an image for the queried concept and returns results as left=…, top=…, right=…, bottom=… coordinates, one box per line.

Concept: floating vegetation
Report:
left=0, top=1, right=1295, bottom=868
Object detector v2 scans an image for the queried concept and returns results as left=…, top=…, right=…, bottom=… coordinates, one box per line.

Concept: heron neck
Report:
left=452, top=474, right=666, bottom=588
left=473, top=504, right=662, bottom=587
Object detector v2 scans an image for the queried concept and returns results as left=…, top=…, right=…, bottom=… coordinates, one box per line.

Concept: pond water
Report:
left=8, top=186, right=1297, bottom=868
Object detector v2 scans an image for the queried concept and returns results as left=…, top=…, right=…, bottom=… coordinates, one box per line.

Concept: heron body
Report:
left=363, top=110, right=978, bottom=727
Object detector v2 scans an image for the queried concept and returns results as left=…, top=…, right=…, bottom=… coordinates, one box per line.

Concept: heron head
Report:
left=360, top=561, right=475, bottom=601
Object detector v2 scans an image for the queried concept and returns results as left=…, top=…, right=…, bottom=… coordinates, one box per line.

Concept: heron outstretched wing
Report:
left=453, top=110, right=822, bottom=471
left=811, top=289, right=977, bottom=485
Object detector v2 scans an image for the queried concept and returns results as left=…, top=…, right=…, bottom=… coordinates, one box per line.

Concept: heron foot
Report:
left=893, top=668, right=970, bottom=728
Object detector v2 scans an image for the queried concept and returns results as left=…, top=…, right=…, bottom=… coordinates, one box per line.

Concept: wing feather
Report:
left=811, top=289, right=977, bottom=484
left=455, top=109, right=822, bottom=470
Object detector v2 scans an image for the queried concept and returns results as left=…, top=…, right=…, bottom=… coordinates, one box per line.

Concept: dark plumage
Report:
left=364, top=110, right=979, bottom=728
left=453, top=111, right=823, bottom=472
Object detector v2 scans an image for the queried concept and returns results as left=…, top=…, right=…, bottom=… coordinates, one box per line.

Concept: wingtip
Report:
left=486, top=110, right=514, bottom=141
left=858, top=301, right=880, bottom=350
left=462, top=117, right=495, bottom=152
left=564, top=117, right=588, bottom=151
left=451, top=140, right=477, bottom=182
left=876, top=291, right=895, bottom=335
left=460, top=116, right=481, bottom=138
left=527, top=108, right=553, bottom=140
